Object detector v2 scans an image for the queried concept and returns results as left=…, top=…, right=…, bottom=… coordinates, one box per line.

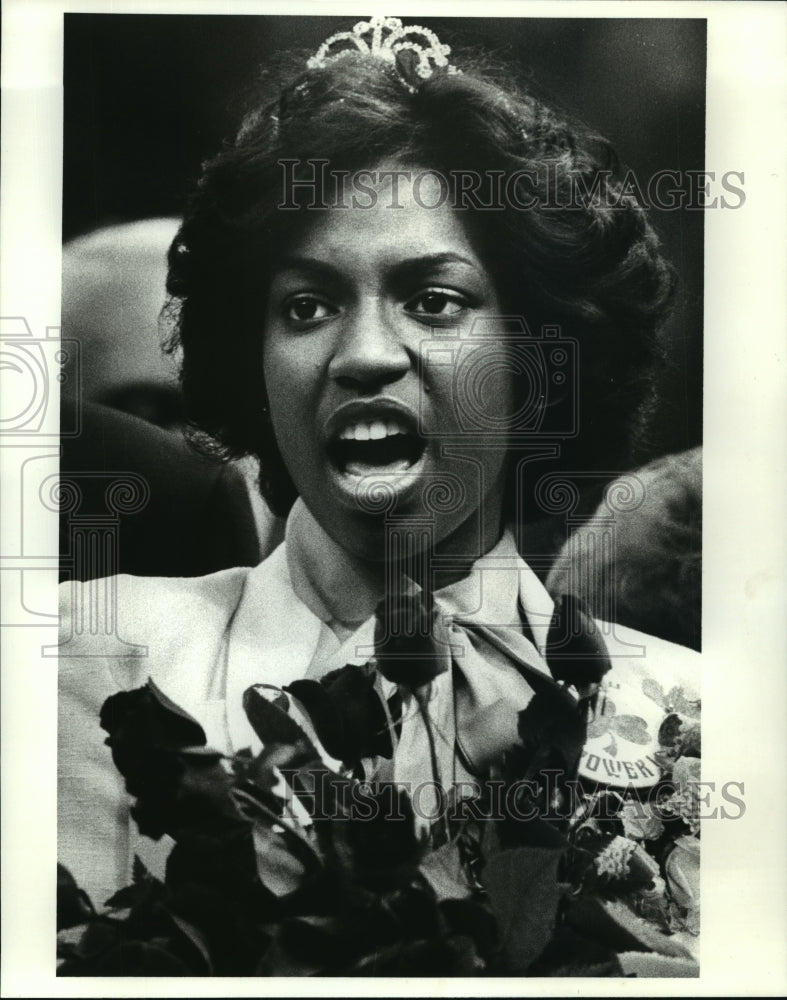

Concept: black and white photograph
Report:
left=1, top=1, right=785, bottom=995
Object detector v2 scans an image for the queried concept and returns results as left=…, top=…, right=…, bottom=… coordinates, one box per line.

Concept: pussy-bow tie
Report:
left=277, top=586, right=610, bottom=791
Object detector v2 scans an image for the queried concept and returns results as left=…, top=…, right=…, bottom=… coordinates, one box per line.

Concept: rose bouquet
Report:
left=57, top=662, right=700, bottom=977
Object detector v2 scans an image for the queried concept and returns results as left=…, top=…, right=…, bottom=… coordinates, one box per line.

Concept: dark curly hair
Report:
left=165, top=44, right=676, bottom=519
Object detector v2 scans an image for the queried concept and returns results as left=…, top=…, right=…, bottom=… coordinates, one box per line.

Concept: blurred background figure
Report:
left=60, top=219, right=283, bottom=580
left=62, top=218, right=184, bottom=427
left=547, top=447, right=702, bottom=650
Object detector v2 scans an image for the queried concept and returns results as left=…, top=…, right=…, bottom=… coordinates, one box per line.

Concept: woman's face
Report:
left=263, top=168, right=517, bottom=562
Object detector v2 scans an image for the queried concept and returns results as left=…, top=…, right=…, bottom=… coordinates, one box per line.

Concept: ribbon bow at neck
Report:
left=222, top=507, right=610, bottom=800
left=283, top=580, right=610, bottom=808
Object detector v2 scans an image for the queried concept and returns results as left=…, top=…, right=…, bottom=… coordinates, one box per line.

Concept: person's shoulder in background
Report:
left=548, top=448, right=702, bottom=652
left=60, top=402, right=264, bottom=580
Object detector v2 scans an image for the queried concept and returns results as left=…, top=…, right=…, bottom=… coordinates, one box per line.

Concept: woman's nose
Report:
left=328, top=303, right=411, bottom=391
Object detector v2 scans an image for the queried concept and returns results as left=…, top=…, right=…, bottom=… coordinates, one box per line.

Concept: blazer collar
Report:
left=224, top=500, right=555, bottom=751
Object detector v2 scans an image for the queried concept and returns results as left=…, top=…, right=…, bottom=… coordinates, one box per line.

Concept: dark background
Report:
left=63, top=14, right=705, bottom=457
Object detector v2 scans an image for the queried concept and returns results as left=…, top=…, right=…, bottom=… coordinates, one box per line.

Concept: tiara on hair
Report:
left=306, top=15, right=459, bottom=93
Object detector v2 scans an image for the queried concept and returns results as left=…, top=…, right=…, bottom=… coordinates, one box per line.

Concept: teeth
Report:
left=337, top=419, right=408, bottom=441
left=346, top=457, right=411, bottom=477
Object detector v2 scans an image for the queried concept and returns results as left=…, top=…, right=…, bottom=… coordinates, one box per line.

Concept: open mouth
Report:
left=327, top=419, right=426, bottom=477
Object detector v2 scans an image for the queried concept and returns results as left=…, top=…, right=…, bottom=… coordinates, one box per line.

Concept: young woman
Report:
left=59, top=16, right=699, bottom=939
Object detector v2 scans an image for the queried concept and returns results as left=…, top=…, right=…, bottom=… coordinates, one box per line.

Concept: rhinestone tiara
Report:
left=306, top=15, right=459, bottom=93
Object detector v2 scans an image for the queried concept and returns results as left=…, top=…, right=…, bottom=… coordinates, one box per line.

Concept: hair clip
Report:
left=306, top=15, right=459, bottom=93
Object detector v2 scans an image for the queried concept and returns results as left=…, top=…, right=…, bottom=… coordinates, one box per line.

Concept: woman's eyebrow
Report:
left=389, top=252, right=480, bottom=282
left=272, top=252, right=480, bottom=282
left=271, top=257, right=343, bottom=282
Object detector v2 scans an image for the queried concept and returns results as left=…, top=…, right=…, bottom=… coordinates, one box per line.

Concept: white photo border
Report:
left=1, top=1, right=785, bottom=996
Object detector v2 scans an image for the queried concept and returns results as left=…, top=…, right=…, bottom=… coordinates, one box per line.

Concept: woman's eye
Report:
left=406, top=290, right=468, bottom=318
left=284, top=296, right=335, bottom=324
